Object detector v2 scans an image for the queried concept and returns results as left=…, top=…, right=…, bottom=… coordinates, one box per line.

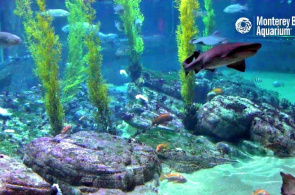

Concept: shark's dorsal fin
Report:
left=227, top=60, right=246, bottom=72
left=211, top=31, right=220, bottom=36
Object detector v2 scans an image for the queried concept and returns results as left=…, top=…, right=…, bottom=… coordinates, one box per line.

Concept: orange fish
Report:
left=156, top=144, right=169, bottom=152
left=160, top=173, right=187, bottom=183
left=210, top=88, right=223, bottom=95
left=152, top=113, right=173, bottom=126
left=61, top=124, right=72, bottom=135
left=252, top=189, right=270, bottom=195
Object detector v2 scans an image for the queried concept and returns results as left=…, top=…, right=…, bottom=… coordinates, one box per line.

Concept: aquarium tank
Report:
left=1, top=0, right=295, bottom=194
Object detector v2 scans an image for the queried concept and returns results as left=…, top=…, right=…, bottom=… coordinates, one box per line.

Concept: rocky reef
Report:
left=1, top=69, right=295, bottom=194
left=24, top=131, right=161, bottom=194
left=197, top=96, right=295, bottom=157
left=197, top=96, right=260, bottom=140
left=0, top=154, right=56, bottom=195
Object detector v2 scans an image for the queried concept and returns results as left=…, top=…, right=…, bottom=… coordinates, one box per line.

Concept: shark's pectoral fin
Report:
left=227, top=60, right=246, bottom=72
left=206, top=69, right=215, bottom=72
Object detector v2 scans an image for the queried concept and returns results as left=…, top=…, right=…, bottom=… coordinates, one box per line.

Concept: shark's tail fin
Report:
left=183, top=51, right=200, bottom=76
left=182, top=51, right=200, bottom=68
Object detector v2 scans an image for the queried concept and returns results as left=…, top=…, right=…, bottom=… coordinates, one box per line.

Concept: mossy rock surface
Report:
left=24, top=131, right=161, bottom=193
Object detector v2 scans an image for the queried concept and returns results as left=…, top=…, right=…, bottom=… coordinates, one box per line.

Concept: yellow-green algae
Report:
left=83, top=0, right=113, bottom=133
left=113, top=0, right=144, bottom=82
left=202, top=0, right=215, bottom=51
left=175, top=0, right=199, bottom=106
left=15, top=0, right=64, bottom=135
left=62, top=0, right=89, bottom=103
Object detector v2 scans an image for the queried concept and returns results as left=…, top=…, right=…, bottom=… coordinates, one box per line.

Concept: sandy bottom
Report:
left=159, top=156, right=295, bottom=195
left=226, top=70, right=295, bottom=104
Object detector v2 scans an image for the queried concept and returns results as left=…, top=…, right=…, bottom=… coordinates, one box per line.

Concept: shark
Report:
left=182, top=42, right=262, bottom=75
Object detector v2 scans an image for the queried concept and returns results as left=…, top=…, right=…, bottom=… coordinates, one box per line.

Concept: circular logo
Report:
left=235, top=17, right=252, bottom=34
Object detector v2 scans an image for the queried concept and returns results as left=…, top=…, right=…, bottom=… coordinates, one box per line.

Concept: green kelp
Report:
left=175, top=0, right=198, bottom=105
left=202, top=0, right=215, bottom=51
left=113, top=0, right=144, bottom=82
left=175, top=0, right=199, bottom=131
left=15, top=0, right=64, bottom=136
left=83, top=0, right=114, bottom=134
left=62, top=0, right=89, bottom=103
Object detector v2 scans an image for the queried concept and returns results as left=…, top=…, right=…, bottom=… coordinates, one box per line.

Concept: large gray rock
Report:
left=24, top=131, right=161, bottom=194
left=0, top=154, right=55, bottom=195
left=250, top=103, right=295, bottom=157
left=197, top=96, right=261, bottom=140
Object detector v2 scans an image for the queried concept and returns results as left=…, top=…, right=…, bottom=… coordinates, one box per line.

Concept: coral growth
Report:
left=15, top=0, right=64, bottom=135
left=114, top=0, right=144, bottom=82
left=83, top=0, right=113, bottom=133
left=175, top=0, right=199, bottom=105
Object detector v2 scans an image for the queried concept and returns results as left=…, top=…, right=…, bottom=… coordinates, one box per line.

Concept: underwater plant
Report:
left=113, top=0, right=144, bottom=82
left=83, top=0, right=114, bottom=134
left=62, top=0, right=89, bottom=103
left=15, top=0, right=64, bottom=136
left=175, top=0, right=199, bottom=105
left=202, top=0, right=215, bottom=50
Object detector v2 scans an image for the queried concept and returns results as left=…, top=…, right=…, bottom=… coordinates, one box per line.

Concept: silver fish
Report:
left=0, top=32, right=22, bottom=48
left=41, top=9, right=70, bottom=17
left=223, top=4, right=248, bottom=13
left=114, top=4, right=124, bottom=15
left=114, top=21, right=124, bottom=32
left=189, top=31, right=227, bottom=46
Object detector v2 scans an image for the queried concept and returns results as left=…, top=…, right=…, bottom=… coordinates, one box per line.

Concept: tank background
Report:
left=0, top=0, right=294, bottom=92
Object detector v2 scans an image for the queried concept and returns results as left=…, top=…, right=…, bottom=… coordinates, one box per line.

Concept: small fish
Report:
left=115, top=46, right=130, bottom=58
left=119, top=69, right=128, bottom=77
left=98, top=32, right=119, bottom=43
left=160, top=173, right=187, bottom=183
left=62, top=22, right=97, bottom=34
left=115, top=21, right=124, bottom=32
left=273, top=81, right=284, bottom=87
left=280, top=172, right=295, bottom=195
left=0, top=107, right=12, bottom=117
left=182, top=43, right=262, bottom=76
left=252, top=189, right=270, bottom=195
left=216, top=142, right=231, bottom=155
left=78, top=116, right=86, bottom=121
left=41, top=9, right=70, bottom=17
left=3, top=129, right=15, bottom=133
left=253, top=77, right=262, bottom=83
left=189, top=31, right=227, bottom=46
left=210, top=88, right=223, bottom=95
left=156, top=143, right=169, bottom=152
left=194, top=8, right=207, bottom=18
left=0, top=32, right=22, bottom=48
left=281, top=0, right=293, bottom=4
left=114, top=4, right=124, bottom=15
left=223, top=4, right=248, bottom=13
left=61, top=124, right=72, bottom=135
left=152, top=113, right=173, bottom=126
left=135, top=94, right=149, bottom=103
left=134, top=19, right=143, bottom=30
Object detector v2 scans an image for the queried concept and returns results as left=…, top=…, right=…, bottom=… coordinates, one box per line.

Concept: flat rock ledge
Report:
left=0, top=154, right=55, bottom=195
left=24, top=131, right=161, bottom=194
